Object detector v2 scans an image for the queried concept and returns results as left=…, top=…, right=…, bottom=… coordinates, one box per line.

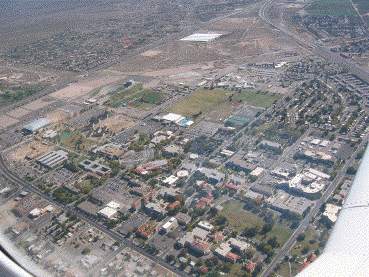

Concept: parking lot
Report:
left=150, top=232, right=177, bottom=257
left=117, top=212, right=150, bottom=235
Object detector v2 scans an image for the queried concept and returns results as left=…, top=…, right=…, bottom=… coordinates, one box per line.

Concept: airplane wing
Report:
left=0, top=249, right=33, bottom=277
left=297, top=145, right=369, bottom=276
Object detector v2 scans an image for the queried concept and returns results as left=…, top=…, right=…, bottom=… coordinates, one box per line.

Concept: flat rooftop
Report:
left=180, top=33, right=222, bottom=42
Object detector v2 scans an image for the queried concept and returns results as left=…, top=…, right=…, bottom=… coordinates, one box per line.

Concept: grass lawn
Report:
left=275, top=260, right=300, bottom=277
left=107, top=84, right=165, bottom=110
left=227, top=263, right=247, bottom=277
left=75, top=179, right=95, bottom=194
left=142, top=91, right=165, bottom=104
left=138, top=102, right=157, bottom=110
left=306, top=0, right=357, bottom=16
left=107, top=83, right=143, bottom=107
left=234, top=90, right=282, bottom=109
left=220, top=200, right=266, bottom=230
left=61, top=133, right=96, bottom=152
left=169, top=89, right=231, bottom=117
left=290, top=227, right=320, bottom=257
left=220, top=200, right=294, bottom=245
left=60, top=131, right=75, bottom=140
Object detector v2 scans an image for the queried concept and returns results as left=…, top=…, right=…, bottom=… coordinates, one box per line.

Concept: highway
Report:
left=257, top=1, right=369, bottom=275
left=0, top=155, right=189, bottom=277
left=259, top=0, right=369, bottom=84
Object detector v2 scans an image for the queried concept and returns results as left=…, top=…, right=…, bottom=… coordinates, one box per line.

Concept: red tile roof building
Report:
left=246, top=261, right=256, bottom=273
left=188, top=238, right=211, bottom=255
left=226, top=183, right=239, bottom=191
left=212, top=231, right=225, bottom=243
left=200, top=266, right=208, bottom=274
left=137, top=224, right=156, bottom=239
left=225, top=252, right=238, bottom=263
left=168, top=200, right=181, bottom=209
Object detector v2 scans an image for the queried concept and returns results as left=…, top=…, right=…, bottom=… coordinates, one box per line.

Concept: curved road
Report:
left=258, top=1, right=369, bottom=275
left=259, top=0, right=369, bottom=84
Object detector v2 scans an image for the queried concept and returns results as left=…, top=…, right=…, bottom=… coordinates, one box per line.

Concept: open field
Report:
left=0, top=115, right=19, bottom=128
left=170, top=88, right=281, bottom=119
left=0, top=85, right=43, bottom=107
left=170, top=88, right=231, bottom=117
left=234, top=90, right=282, bottom=109
left=220, top=200, right=294, bottom=245
left=206, top=101, right=242, bottom=121
left=106, top=83, right=166, bottom=110
left=107, top=83, right=143, bottom=108
left=290, top=227, right=320, bottom=257
left=45, top=110, right=71, bottom=123
left=306, top=0, right=358, bottom=16
left=226, top=263, right=247, bottom=277
left=95, top=114, right=137, bottom=133
left=6, top=107, right=32, bottom=119
left=275, top=260, right=300, bottom=277
left=60, top=133, right=97, bottom=152
left=9, top=141, right=54, bottom=161
left=141, top=91, right=165, bottom=104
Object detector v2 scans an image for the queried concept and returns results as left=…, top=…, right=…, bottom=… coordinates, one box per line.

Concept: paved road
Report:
left=256, top=1, right=369, bottom=275
left=0, top=155, right=188, bottom=277
left=216, top=80, right=303, bottom=171
left=260, top=134, right=369, bottom=277
left=0, top=5, right=250, bottom=134
left=259, top=0, right=369, bottom=84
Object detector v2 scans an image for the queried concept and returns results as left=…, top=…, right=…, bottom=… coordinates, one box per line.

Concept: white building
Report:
left=323, top=204, right=341, bottom=222
left=98, top=207, right=117, bottom=219
left=161, top=217, right=178, bottom=233
left=198, top=221, right=214, bottom=231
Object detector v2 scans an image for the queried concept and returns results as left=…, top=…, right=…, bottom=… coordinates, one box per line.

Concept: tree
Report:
left=346, top=166, right=357, bottom=175
left=178, top=248, right=187, bottom=257
left=165, top=255, right=175, bottom=263
left=214, top=215, right=227, bottom=225
left=222, top=262, right=232, bottom=273
left=244, top=226, right=259, bottom=238
left=82, top=247, right=90, bottom=255
left=260, top=223, right=273, bottom=235
left=109, top=160, right=121, bottom=177
left=302, top=246, right=310, bottom=254
left=253, top=263, right=263, bottom=277
left=267, top=236, right=279, bottom=248
left=245, top=249, right=255, bottom=260
left=209, top=207, right=218, bottom=218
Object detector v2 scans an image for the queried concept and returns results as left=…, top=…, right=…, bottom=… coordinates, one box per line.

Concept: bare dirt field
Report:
left=0, top=115, right=19, bottom=128
left=111, top=39, right=227, bottom=74
left=45, top=110, right=71, bottom=123
left=0, top=62, right=71, bottom=87
left=95, top=114, right=137, bottom=133
left=51, top=74, right=124, bottom=100
left=0, top=200, right=19, bottom=231
left=6, top=107, right=32, bottom=119
left=51, top=85, right=94, bottom=100
left=23, top=98, right=57, bottom=111
left=9, top=141, right=54, bottom=161
left=141, top=50, right=162, bottom=57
